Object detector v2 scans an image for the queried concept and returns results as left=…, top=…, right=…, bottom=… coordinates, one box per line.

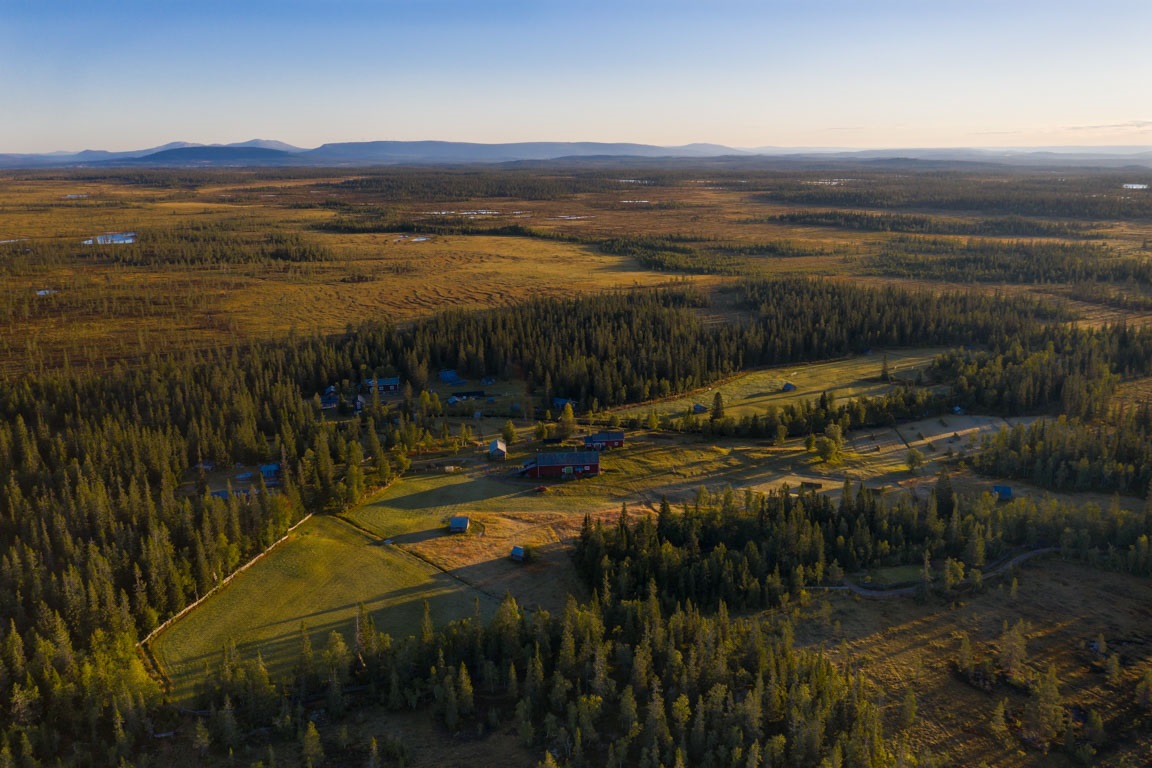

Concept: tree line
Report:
left=974, top=408, right=1152, bottom=497
left=772, top=210, right=1092, bottom=239
left=759, top=172, right=1152, bottom=220
left=867, top=235, right=1151, bottom=285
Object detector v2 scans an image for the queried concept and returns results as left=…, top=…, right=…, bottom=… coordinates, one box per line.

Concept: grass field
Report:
left=150, top=514, right=500, bottom=702
left=613, top=347, right=944, bottom=420
left=795, top=558, right=1152, bottom=766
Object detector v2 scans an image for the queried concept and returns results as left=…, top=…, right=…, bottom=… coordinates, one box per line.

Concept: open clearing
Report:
left=613, top=347, right=944, bottom=420
left=795, top=558, right=1152, bottom=767
left=149, top=401, right=1046, bottom=708
left=150, top=514, right=499, bottom=702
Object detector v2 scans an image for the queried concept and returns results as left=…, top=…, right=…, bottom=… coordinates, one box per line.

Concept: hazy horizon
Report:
left=2, top=0, right=1148, bottom=154
left=7, top=138, right=1152, bottom=158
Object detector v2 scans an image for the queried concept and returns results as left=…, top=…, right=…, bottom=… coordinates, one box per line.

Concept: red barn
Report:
left=521, top=451, right=601, bottom=479
left=583, top=431, right=625, bottom=451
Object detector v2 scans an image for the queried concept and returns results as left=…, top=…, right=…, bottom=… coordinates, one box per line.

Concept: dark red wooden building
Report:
left=583, top=431, right=625, bottom=450
left=520, top=451, right=601, bottom=479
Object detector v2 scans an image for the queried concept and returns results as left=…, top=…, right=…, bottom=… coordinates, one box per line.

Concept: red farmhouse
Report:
left=583, top=431, right=625, bottom=450
left=521, top=451, right=601, bottom=479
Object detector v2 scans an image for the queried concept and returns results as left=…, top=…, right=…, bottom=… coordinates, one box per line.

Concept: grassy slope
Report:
left=150, top=514, right=499, bottom=702
left=613, top=347, right=944, bottom=420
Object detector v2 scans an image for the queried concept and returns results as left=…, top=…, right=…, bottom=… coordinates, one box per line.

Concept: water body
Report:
left=82, top=232, right=136, bottom=245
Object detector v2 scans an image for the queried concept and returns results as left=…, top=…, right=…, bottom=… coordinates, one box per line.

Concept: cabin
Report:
left=260, top=463, right=282, bottom=485
left=510, top=545, right=526, bottom=562
left=799, top=481, right=823, bottom=491
left=992, top=485, right=1013, bottom=501
left=692, top=403, right=708, bottom=414
left=520, top=451, right=601, bottom=479
left=439, top=370, right=467, bottom=386
left=489, top=438, right=508, bottom=461
left=781, top=382, right=797, bottom=392
left=364, top=377, right=401, bottom=394
left=449, top=516, right=471, bottom=534
left=583, top=431, right=625, bottom=451
left=320, top=385, right=339, bottom=410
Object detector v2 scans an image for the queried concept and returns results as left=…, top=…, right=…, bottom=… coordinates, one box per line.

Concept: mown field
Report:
left=150, top=514, right=500, bottom=702
left=613, top=346, right=944, bottom=420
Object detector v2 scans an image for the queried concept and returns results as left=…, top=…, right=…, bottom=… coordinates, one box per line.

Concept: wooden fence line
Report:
left=137, top=512, right=314, bottom=658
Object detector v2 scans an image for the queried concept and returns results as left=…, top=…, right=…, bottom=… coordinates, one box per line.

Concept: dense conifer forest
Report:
left=0, top=278, right=1066, bottom=763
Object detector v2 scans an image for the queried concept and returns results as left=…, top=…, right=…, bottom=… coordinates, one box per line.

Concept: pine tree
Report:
left=957, top=632, right=973, bottom=675
left=193, top=719, right=212, bottom=757
left=558, top=403, right=577, bottom=439
left=711, top=391, right=725, bottom=421
left=1105, top=653, right=1122, bottom=687
left=989, top=699, right=1009, bottom=744
left=421, top=600, right=435, bottom=647
left=302, top=721, right=325, bottom=767
left=457, top=662, right=475, bottom=716
left=1026, top=664, right=1064, bottom=747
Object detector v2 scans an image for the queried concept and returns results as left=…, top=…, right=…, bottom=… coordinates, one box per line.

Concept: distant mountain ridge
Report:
left=0, top=139, right=1150, bottom=168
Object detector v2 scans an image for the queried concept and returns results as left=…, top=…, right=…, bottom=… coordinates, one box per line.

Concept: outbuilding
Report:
left=364, top=377, right=401, bottom=394
left=259, top=463, right=282, bottom=486
left=439, top=370, right=467, bottom=386
left=520, top=451, right=601, bottom=479
left=510, top=545, right=526, bottom=562
left=449, top=516, right=471, bottom=534
left=489, top=439, right=508, bottom=461
left=583, top=431, right=625, bottom=450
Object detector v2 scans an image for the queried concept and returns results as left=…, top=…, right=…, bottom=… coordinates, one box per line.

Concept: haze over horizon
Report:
left=2, top=0, right=1148, bottom=154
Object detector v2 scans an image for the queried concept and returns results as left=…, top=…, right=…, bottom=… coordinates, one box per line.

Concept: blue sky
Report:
left=1, top=0, right=1148, bottom=152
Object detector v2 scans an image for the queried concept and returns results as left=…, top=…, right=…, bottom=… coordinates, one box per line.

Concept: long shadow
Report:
left=168, top=577, right=500, bottom=678
left=372, top=480, right=520, bottom=511
left=384, top=528, right=446, bottom=545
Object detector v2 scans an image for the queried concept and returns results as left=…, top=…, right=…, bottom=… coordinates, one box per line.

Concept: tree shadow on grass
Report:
left=165, top=572, right=498, bottom=689
left=375, top=480, right=520, bottom=511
